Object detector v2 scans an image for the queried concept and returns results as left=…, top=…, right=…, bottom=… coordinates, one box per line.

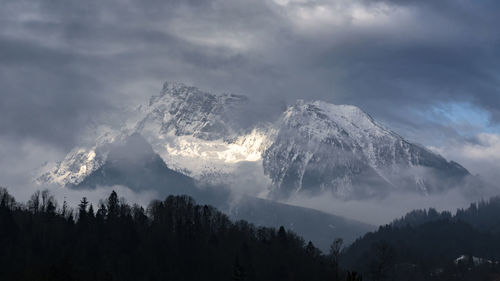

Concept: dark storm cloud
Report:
left=0, top=36, right=109, bottom=147
left=1, top=0, right=500, bottom=226
left=0, top=0, right=266, bottom=147
left=1, top=0, right=499, bottom=167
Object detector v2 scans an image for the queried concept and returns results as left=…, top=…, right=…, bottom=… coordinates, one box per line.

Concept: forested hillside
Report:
left=4, top=186, right=500, bottom=281
left=0, top=188, right=352, bottom=281
left=342, top=197, right=500, bottom=281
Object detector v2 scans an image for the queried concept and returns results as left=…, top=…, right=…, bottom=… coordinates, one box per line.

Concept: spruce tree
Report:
left=107, top=191, right=119, bottom=219
left=78, top=197, right=89, bottom=224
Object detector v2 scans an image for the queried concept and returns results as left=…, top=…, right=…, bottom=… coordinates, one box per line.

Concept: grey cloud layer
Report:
left=1, top=0, right=499, bottom=166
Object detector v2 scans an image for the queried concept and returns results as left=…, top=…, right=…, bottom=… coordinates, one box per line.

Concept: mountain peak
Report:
left=139, top=81, right=251, bottom=142
left=264, top=99, right=471, bottom=198
left=289, top=100, right=377, bottom=128
left=281, top=100, right=391, bottom=147
left=150, top=81, right=248, bottom=107
left=149, top=81, right=199, bottom=105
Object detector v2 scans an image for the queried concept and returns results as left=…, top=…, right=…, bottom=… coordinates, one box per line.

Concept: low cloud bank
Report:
left=432, top=133, right=500, bottom=187
left=286, top=186, right=499, bottom=226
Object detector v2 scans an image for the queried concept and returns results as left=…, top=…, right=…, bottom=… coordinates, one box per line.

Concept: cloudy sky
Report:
left=1, top=0, right=500, bottom=196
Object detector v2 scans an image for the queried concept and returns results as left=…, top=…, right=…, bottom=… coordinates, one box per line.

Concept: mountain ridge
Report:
left=37, top=81, right=473, bottom=200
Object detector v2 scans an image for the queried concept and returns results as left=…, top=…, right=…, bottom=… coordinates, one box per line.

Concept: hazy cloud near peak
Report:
left=431, top=133, right=500, bottom=187
left=1, top=0, right=500, bottom=192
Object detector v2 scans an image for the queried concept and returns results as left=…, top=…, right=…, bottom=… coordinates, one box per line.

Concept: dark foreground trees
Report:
left=0, top=187, right=358, bottom=281
left=7, top=186, right=500, bottom=280
left=342, top=197, right=500, bottom=281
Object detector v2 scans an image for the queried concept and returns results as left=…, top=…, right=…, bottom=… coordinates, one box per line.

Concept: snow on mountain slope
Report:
left=127, top=82, right=275, bottom=182
left=36, top=126, right=121, bottom=186
left=37, top=82, right=275, bottom=187
left=37, top=81, right=472, bottom=200
left=263, top=100, right=471, bottom=199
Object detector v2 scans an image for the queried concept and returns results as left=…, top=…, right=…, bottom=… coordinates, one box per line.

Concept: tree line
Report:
left=6, top=186, right=500, bottom=280
left=0, top=187, right=363, bottom=281
left=342, top=196, right=500, bottom=281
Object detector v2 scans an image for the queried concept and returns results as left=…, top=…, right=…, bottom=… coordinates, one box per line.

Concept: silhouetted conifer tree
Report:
left=107, top=191, right=119, bottom=219
left=88, top=204, right=95, bottom=219
left=96, top=203, right=107, bottom=221
left=78, top=197, right=89, bottom=223
left=61, top=198, right=69, bottom=217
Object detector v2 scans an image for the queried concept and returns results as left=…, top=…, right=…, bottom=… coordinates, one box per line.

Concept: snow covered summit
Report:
left=264, top=100, right=470, bottom=198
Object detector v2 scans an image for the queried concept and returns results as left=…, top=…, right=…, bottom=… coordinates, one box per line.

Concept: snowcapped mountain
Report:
left=38, top=82, right=274, bottom=188
left=264, top=100, right=470, bottom=199
left=37, top=82, right=472, bottom=200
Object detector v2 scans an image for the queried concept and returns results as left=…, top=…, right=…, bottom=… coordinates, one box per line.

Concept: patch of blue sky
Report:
left=427, top=102, right=500, bottom=136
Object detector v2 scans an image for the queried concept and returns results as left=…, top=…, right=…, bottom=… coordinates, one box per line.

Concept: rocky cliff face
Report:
left=136, top=82, right=248, bottom=141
